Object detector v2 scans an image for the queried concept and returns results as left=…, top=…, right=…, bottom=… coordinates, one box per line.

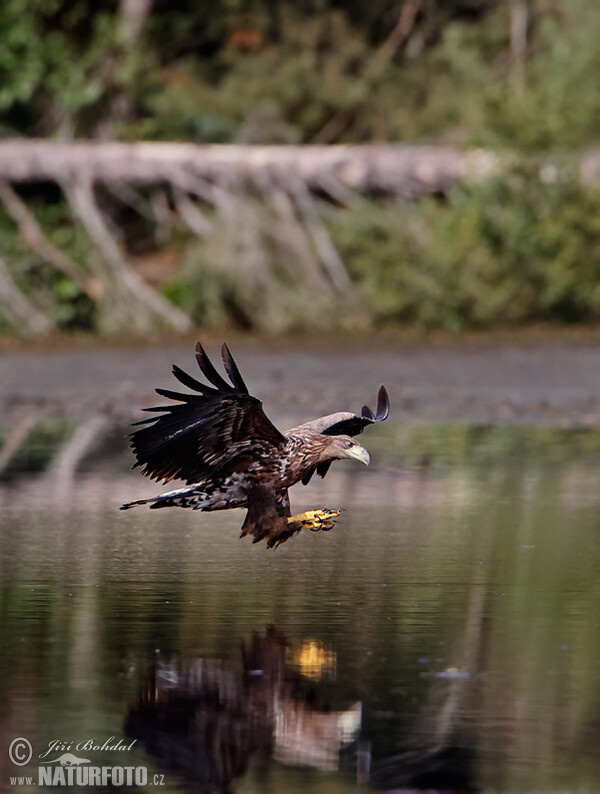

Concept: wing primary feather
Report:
left=155, top=387, right=196, bottom=402
left=131, top=416, right=162, bottom=426
left=376, top=385, right=390, bottom=421
left=317, top=461, right=332, bottom=478
left=127, top=340, right=287, bottom=485
left=302, top=470, right=315, bottom=486
left=361, top=405, right=375, bottom=421
left=221, top=344, right=249, bottom=393
left=172, top=364, right=216, bottom=394
left=195, top=342, right=233, bottom=391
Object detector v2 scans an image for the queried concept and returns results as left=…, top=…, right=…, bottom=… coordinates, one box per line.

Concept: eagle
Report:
left=121, top=342, right=389, bottom=548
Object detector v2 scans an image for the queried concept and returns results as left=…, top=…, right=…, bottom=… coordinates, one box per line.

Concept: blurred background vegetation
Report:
left=0, top=0, right=599, bottom=336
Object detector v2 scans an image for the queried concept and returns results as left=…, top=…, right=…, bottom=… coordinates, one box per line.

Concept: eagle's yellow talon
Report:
left=288, top=508, right=342, bottom=532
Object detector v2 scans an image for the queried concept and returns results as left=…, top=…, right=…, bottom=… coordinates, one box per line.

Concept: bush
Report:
left=330, top=164, right=600, bottom=330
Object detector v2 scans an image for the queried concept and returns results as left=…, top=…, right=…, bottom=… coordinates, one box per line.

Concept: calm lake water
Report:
left=1, top=420, right=600, bottom=792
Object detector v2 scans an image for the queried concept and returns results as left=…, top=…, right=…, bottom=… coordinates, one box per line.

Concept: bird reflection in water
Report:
left=124, top=626, right=361, bottom=791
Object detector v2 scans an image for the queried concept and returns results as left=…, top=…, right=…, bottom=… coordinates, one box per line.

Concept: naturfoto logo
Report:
left=37, top=764, right=148, bottom=787
left=44, top=753, right=90, bottom=766
left=8, top=736, right=161, bottom=788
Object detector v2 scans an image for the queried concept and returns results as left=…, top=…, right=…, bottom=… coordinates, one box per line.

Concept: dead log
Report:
left=0, top=139, right=595, bottom=337
left=0, top=140, right=494, bottom=199
left=1, top=139, right=598, bottom=197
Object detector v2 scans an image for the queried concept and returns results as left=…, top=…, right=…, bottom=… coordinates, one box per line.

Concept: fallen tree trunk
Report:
left=0, top=139, right=596, bottom=338
left=1, top=139, right=598, bottom=198
left=0, top=140, right=496, bottom=198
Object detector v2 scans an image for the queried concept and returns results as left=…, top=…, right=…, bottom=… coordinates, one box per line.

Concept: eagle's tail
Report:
left=120, top=483, right=202, bottom=511
left=120, top=495, right=189, bottom=510
left=120, top=496, right=154, bottom=510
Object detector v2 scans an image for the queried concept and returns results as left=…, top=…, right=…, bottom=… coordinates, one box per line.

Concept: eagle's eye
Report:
left=345, top=439, right=353, bottom=448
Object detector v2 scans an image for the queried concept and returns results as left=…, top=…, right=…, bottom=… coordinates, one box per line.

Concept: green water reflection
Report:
left=1, top=422, right=600, bottom=792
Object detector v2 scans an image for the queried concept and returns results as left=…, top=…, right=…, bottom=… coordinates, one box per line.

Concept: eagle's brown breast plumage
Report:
left=121, top=342, right=389, bottom=547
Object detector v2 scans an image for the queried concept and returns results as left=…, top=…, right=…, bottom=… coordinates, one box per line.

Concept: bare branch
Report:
left=286, top=177, right=352, bottom=294
left=509, top=0, right=529, bottom=89
left=64, top=178, right=193, bottom=333
left=375, top=0, right=423, bottom=68
left=173, top=188, right=214, bottom=237
left=108, top=182, right=157, bottom=223
left=313, top=173, right=361, bottom=208
left=312, top=0, right=423, bottom=144
left=150, top=188, right=180, bottom=242
left=253, top=171, right=334, bottom=294
left=0, top=254, right=54, bottom=334
left=118, top=0, right=153, bottom=45
left=0, top=180, right=95, bottom=295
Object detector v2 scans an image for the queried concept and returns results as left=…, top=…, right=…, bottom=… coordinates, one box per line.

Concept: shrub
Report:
left=330, top=164, right=600, bottom=330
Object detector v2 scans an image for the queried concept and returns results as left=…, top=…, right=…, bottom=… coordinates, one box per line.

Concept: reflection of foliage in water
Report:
left=5, top=415, right=600, bottom=482
left=0, top=417, right=74, bottom=481
left=364, top=421, right=600, bottom=470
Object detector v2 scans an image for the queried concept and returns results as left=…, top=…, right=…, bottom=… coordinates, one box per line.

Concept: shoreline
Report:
left=2, top=335, right=600, bottom=427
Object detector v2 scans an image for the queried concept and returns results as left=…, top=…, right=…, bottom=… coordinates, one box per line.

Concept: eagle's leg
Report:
left=287, top=508, right=343, bottom=532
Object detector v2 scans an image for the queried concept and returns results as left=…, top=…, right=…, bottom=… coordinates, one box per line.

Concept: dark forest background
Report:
left=1, top=0, right=599, bottom=336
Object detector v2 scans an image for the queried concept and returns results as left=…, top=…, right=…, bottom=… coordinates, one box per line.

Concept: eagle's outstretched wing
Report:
left=289, top=385, right=389, bottom=485
left=129, top=343, right=286, bottom=485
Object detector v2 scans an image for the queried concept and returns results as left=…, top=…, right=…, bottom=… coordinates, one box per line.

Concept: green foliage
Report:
left=165, top=221, right=358, bottom=333
left=2, top=0, right=598, bottom=150
left=0, top=196, right=96, bottom=330
left=1, top=0, right=600, bottom=337
left=440, top=2, right=600, bottom=150
left=123, top=9, right=372, bottom=143
left=0, top=1, right=127, bottom=136
left=162, top=243, right=236, bottom=328
left=330, top=165, right=600, bottom=330
left=345, top=0, right=597, bottom=149
left=124, top=0, right=600, bottom=149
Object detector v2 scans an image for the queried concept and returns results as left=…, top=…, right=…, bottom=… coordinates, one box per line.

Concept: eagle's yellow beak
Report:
left=347, top=443, right=371, bottom=466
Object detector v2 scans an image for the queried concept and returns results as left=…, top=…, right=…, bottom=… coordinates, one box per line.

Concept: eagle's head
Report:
left=322, top=435, right=371, bottom=466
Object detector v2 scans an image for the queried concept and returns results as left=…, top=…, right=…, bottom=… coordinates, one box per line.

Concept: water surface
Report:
left=1, top=422, right=600, bottom=792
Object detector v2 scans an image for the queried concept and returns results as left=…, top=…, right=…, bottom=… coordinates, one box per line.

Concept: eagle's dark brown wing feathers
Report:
left=195, top=341, right=237, bottom=392
left=360, top=386, right=388, bottom=423
left=129, top=345, right=285, bottom=485
left=171, top=363, right=217, bottom=395
left=153, top=387, right=198, bottom=403
left=221, top=343, right=250, bottom=393
left=131, top=403, right=228, bottom=483
left=300, top=385, right=390, bottom=485
left=374, top=384, right=390, bottom=420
